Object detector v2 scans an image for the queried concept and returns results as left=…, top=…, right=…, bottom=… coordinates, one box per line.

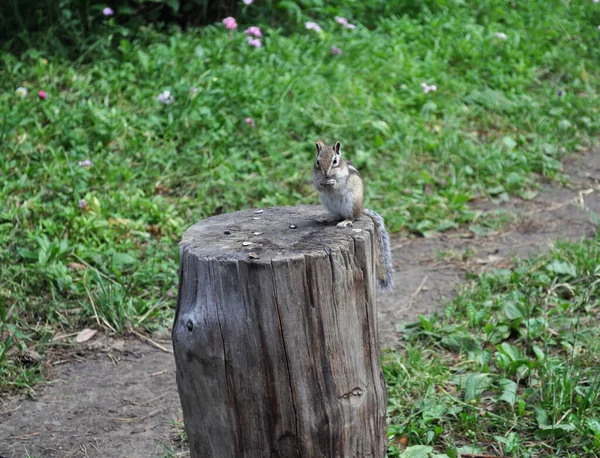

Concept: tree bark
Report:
left=173, top=205, right=387, bottom=457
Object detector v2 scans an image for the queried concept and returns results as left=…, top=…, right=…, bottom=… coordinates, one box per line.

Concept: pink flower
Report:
left=244, top=26, right=263, bottom=38
left=103, top=7, right=114, bottom=16
left=38, top=90, right=47, bottom=100
left=335, top=16, right=356, bottom=29
left=330, top=46, right=342, bottom=56
left=78, top=199, right=88, bottom=209
left=157, top=90, right=174, bottom=104
left=244, top=117, right=256, bottom=128
left=305, top=21, right=322, bottom=32
left=223, top=17, right=237, bottom=30
left=421, top=82, right=437, bottom=94
left=243, top=0, right=254, bottom=4
left=190, top=87, right=198, bottom=94
left=247, top=37, right=262, bottom=48
left=78, top=159, right=93, bottom=167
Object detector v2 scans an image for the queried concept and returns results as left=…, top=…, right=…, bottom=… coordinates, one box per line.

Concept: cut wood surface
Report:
left=173, top=204, right=387, bottom=457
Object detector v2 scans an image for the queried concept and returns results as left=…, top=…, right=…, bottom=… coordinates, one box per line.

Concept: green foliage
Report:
left=386, top=236, right=600, bottom=456
left=0, top=0, right=599, bottom=427
left=0, top=0, right=448, bottom=57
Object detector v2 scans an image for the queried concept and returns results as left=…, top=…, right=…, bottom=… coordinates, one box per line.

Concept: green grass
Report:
left=386, top=236, right=600, bottom=457
left=1, top=0, right=600, bottom=448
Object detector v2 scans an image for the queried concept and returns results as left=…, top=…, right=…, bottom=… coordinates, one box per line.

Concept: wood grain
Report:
left=173, top=205, right=387, bottom=457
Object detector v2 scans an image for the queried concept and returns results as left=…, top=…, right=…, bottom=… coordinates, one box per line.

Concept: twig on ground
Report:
left=12, top=432, right=40, bottom=440
left=0, top=404, right=22, bottom=416
left=409, top=275, right=429, bottom=307
left=130, top=329, right=173, bottom=353
left=103, top=408, right=163, bottom=423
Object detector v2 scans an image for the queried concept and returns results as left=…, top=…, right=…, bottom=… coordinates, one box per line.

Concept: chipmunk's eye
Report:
left=333, top=157, right=338, bottom=167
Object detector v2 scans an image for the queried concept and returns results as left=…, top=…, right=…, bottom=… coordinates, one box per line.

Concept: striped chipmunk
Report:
left=312, top=140, right=395, bottom=291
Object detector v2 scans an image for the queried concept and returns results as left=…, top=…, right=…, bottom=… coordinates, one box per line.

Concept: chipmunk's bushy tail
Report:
left=364, top=209, right=395, bottom=291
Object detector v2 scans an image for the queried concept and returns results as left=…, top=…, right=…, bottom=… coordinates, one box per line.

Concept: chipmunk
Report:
left=312, top=140, right=395, bottom=291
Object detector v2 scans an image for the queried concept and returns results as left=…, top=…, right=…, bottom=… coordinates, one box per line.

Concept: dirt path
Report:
left=379, top=149, right=600, bottom=345
left=1, top=152, right=599, bottom=458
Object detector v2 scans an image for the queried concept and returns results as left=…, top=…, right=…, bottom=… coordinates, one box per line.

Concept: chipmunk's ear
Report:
left=334, top=141, right=341, bottom=155
left=315, top=140, right=324, bottom=155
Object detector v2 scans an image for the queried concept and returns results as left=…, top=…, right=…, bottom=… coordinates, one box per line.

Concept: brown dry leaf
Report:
left=473, top=255, right=504, bottom=264
left=108, top=217, right=131, bottom=226
left=19, top=349, right=42, bottom=367
left=447, top=232, right=474, bottom=239
left=154, top=183, right=172, bottom=195
left=148, top=224, right=162, bottom=236
left=68, top=262, right=87, bottom=271
left=75, top=328, right=98, bottom=343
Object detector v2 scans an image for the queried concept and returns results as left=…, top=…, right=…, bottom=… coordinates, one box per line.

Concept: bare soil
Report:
left=1, top=151, right=599, bottom=458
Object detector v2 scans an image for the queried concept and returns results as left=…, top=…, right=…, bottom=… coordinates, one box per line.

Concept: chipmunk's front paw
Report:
left=319, top=179, right=336, bottom=187
left=336, top=219, right=353, bottom=228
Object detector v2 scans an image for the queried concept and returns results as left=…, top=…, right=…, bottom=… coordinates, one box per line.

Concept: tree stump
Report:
left=172, top=204, right=387, bottom=458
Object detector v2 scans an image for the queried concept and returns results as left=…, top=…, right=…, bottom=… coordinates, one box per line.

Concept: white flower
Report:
left=421, top=82, right=437, bottom=94
left=495, top=32, right=508, bottom=40
left=157, top=90, right=175, bottom=105
left=305, top=21, right=322, bottom=32
left=243, top=0, right=254, bottom=4
left=16, top=87, right=28, bottom=98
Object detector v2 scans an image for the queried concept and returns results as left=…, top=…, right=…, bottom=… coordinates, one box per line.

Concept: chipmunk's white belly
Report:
left=320, top=188, right=354, bottom=219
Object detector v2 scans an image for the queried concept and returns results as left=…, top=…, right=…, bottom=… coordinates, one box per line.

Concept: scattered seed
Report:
left=248, top=253, right=259, bottom=259
left=253, top=232, right=263, bottom=236
left=353, top=229, right=362, bottom=232
left=289, top=224, right=297, bottom=229
left=254, top=209, right=264, bottom=214
left=242, top=241, right=253, bottom=246
left=253, top=217, right=261, bottom=220
left=224, top=230, right=231, bottom=235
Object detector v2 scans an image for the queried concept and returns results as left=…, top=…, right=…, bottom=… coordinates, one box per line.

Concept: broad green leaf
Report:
left=498, top=379, right=517, bottom=406
left=587, top=418, right=600, bottom=435
left=535, top=406, right=549, bottom=426
left=487, top=185, right=505, bottom=195
left=499, top=342, right=525, bottom=362
left=462, top=373, right=490, bottom=402
left=503, top=301, right=523, bottom=320
left=137, top=50, right=149, bottom=71
left=502, top=136, right=517, bottom=149
left=422, top=403, right=447, bottom=421
left=111, top=253, right=137, bottom=268
left=400, top=445, right=434, bottom=458
left=546, top=260, right=576, bottom=277
left=457, top=445, right=484, bottom=455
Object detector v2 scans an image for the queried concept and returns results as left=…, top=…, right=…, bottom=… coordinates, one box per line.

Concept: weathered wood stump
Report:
left=172, top=205, right=387, bottom=458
